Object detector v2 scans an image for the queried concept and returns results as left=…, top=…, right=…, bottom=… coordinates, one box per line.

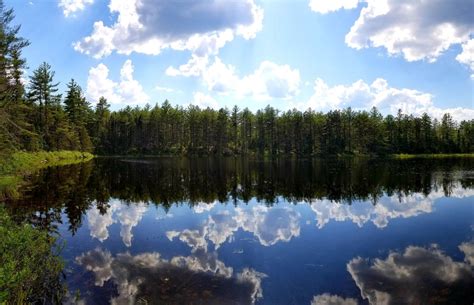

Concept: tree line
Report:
left=1, top=1, right=473, bottom=157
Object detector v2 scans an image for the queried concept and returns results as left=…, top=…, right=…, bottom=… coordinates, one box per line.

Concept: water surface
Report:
left=6, top=158, right=474, bottom=305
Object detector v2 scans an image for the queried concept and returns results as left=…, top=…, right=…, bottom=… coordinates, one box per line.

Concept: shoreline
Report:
left=0, top=151, right=94, bottom=199
left=95, top=153, right=474, bottom=159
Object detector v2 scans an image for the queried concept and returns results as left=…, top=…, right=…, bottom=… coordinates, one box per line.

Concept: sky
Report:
left=8, top=0, right=474, bottom=121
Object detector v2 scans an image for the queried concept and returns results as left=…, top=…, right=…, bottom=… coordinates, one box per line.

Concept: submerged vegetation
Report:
left=0, top=207, right=65, bottom=304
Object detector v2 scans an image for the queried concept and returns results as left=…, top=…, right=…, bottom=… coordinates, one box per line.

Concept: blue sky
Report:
left=9, top=0, right=474, bottom=120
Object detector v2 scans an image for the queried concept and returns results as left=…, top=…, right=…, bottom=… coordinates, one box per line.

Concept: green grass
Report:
left=0, top=151, right=94, bottom=200
left=393, top=153, right=474, bottom=159
left=0, top=207, right=65, bottom=304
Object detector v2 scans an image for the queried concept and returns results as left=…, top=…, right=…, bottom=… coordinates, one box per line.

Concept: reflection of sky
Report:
left=87, top=199, right=147, bottom=247
left=312, top=241, right=474, bottom=305
left=310, top=186, right=474, bottom=229
left=69, top=187, right=474, bottom=305
left=75, top=248, right=266, bottom=305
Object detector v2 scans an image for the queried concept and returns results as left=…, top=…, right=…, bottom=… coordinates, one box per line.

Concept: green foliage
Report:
left=0, top=150, right=94, bottom=200
left=393, top=153, right=474, bottom=159
left=0, top=207, right=65, bottom=304
left=96, top=103, right=474, bottom=157
left=0, top=150, right=94, bottom=176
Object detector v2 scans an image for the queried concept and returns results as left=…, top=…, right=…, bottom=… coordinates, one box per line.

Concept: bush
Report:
left=0, top=207, right=65, bottom=304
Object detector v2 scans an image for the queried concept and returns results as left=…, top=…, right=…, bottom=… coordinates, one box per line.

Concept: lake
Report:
left=5, top=157, right=474, bottom=305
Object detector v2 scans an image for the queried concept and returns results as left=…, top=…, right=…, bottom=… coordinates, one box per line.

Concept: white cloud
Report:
left=345, top=0, right=474, bottom=63
left=311, top=0, right=474, bottom=75
left=347, top=243, right=474, bottom=305
left=58, top=0, right=93, bottom=17
left=166, top=55, right=210, bottom=77
left=188, top=92, right=220, bottom=109
left=74, top=0, right=263, bottom=59
left=155, top=86, right=176, bottom=93
left=86, top=60, right=149, bottom=106
left=456, top=39, right=474, bottom=79
left=309, top=0, right=359, bottom=14
left=301, top=77, right=474, bottom=121
left=311, top=294, right=358, bottom=305
left=169, top=57, right=301, bottom=101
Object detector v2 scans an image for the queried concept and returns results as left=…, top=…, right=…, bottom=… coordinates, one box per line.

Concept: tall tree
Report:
left=0, top=0, right=33, bottom=153
left=27, top=62, right=61, bottom=149
left=63, top=79, right=93, bottom=152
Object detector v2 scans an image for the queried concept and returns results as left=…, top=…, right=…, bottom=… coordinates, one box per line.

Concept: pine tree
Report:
left=63, top=79, right=94, bottom=152
left=0, top=0, right=34, bottom=153
left=27, top=62, right=61, bottom=149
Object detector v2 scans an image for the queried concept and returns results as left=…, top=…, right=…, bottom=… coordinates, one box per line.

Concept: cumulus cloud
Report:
left=311, top=0, right=474, bottom=75
left=155, top=86, right=176, bottom=93
left=169, top=57, right=301, bottom=101
left=58, top=0, right=93, bottom=17
left=168, top=206, right=301, bottom=251
left=311, top=293, right=358, bottom=305
left=309, top=0, right=359, bottom=14
left=301, top=77, right=474, bottom=121
left=456, top=39, right=474, bottom=79
left=166, top=54, right=210, bottom=77
left=86, top=60, right=149, bottom=106
left=188, top=92, right=220, bottom=109
left=311, top=185, right=474, bottom=229
left=86, top=200, right=147, bottom=247
left=345, top=0, right=473, bottom=63
left=347, top=243, right=474, bottom=305
left=74, top=0, right=263, bottom=58
left=76, top=248, right=266, bottom=304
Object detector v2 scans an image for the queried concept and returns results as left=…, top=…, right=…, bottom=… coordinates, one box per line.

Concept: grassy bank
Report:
left=0, top=151, right=94, bottom=200
left=393, top=153, right=474, bottom=159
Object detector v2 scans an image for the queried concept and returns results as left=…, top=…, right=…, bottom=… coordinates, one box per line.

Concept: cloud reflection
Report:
left=87, top=199, right=147, bottom=247
left=311, top=294, right=358, bottom=305
left=168, top=206, right=301, bottom=251
left=76, top=248, right=266, bottom=305
left=311, top=186, right=474, bottom=229
left=313, top=241, right=474, bottom=305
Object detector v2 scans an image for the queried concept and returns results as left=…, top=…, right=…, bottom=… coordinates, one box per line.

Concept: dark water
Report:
left=6, top=158, right=474, bottom=305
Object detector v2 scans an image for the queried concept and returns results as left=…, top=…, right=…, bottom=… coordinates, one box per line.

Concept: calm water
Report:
left=6, top=158, right=474, bottom=305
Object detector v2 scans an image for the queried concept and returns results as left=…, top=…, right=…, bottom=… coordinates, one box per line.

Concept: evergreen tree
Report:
left=63, top=79, right=93, bottom=152
left=27, top=62, right=61, bottom=149
left=0, top=0, right=34, bottom=153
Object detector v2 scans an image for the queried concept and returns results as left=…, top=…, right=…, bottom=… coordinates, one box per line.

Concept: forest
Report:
left=1, top=2, right=473, bottom=158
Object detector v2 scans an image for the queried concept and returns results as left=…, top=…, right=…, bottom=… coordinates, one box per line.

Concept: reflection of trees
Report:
left=92, top=158, right=473, bottom=206
left=5, top=158, right=474, bottom=234
left=5, top=161, right=94, bottom=233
